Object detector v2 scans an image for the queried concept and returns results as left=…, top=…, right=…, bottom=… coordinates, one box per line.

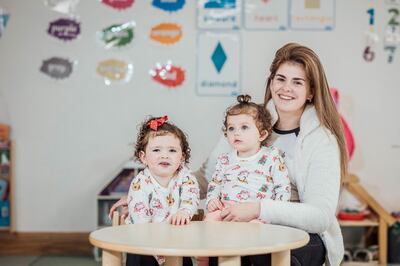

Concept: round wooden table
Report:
left=89, top=221, right=309, bottom=266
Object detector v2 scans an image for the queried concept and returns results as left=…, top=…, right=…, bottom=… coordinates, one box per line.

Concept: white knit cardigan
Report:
left=203, top=100, right=344, bottom=266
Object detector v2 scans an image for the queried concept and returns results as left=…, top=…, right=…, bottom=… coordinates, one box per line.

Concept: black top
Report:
left=273, top=126, right=300, bottom=137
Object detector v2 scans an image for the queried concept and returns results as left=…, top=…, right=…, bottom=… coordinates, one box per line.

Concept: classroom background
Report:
left=0, top=0, right=399, bottom=264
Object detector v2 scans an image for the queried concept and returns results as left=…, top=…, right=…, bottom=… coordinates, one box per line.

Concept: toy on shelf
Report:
left=338, top=208, right=370, bottom=221
left=330, top=88, right=355, bottom=160
left=340, top=174, right=397, bottom=265
left=0, top=124, right=10, bottom=141
left=99, top=168, right=136, bottom=196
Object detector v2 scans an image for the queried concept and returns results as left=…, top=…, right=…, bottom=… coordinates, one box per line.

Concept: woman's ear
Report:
left=139, top=151, right=146, bottom=165
left=259, top=130, right=269, bottom=142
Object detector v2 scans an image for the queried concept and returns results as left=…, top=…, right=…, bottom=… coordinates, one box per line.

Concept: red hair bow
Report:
left=148, top=115, right=168, bottom=131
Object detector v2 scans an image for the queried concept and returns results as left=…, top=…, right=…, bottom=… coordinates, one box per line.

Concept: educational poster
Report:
left=386, top=0, right=400, bottom=5
left=244, top=0, right=289, bottom=30
left=0, top=7, right=10, bottom=39
left=289, top=0, right=335, bottom=30
left=197, top=32, right=241, bottom=96
left=198, top=0, right=241, bottom=30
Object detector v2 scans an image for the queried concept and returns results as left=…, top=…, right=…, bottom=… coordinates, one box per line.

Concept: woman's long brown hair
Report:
left=264, top=43, right=348, bottom=183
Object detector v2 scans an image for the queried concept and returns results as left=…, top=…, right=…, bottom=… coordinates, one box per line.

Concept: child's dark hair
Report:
left=223, top=94, right=272, bottom=146
left=134, top=116, right=191, bottom=164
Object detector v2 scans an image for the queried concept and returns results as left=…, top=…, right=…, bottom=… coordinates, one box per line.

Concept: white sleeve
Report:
left=259, top=133, right=341, bottom=233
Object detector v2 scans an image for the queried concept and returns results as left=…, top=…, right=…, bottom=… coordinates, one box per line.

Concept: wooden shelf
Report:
left=341, top=174, right=395, bottom=265
left=339, top=218, right=379, bottom=227
left=341, top=261, right=379, bottom=266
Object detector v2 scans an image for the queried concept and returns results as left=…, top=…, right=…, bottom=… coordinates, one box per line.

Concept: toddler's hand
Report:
left=207, top=198, right=223, bottom=212
left=170, top=210, right=191, bottom=225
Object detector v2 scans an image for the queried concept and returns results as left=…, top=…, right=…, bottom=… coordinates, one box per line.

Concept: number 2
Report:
left=388, top=8, right=400, bottom=26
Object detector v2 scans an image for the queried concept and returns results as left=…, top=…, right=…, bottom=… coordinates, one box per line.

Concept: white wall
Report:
left=0, top=1, right=399, bottom=232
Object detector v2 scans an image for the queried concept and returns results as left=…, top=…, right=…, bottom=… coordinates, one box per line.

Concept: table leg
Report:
left=271, top=250, right=290, bottom=266
left=165, top=256, right=183, bottom=266
left=218, top=256, right=241, bottom=266
left=102, top=249, right=122, bottom=266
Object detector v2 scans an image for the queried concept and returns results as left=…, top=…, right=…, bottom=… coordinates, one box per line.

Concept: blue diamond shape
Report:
left=211, top=42, right=227, bottom=73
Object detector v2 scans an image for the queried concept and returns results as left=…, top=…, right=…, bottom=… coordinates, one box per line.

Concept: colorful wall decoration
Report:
left=98, top=21, right=135, bottom=49
left=40, top=57, right=74, bottom=79
left=44, top=0, right=80, bottom=14
left=96, top=59, right=134, bottom=85
left=150, top=23, right=183, bottom=45
left=47, top=18, right=81, bottom=41
left=100, top=0, right=134, bottom=10
left=149, top=61, right=185, bottom=88
left=152, top=0, right=185, bottom=12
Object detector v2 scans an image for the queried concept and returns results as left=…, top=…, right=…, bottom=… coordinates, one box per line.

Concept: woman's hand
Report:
left=170, top=210, right=191, bottom=225
left=207, top=198, right=224, bottom=212
left=108, top=196, right=128, bottom=220
left=220, top=201, right=261, bottom=222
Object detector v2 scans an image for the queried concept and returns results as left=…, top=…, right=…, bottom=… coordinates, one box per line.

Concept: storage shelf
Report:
left=339, top=218, right=379, bottom=227
left=341, top=261, right=379, bottom=265
left=97, top=195, right=125, bottom=200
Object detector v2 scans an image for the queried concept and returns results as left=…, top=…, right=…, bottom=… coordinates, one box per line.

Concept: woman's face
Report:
left=270, top=61, right=312, bottom=117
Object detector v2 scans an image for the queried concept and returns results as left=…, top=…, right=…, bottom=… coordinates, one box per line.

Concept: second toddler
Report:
left=205, top=95, right=291, bottom=221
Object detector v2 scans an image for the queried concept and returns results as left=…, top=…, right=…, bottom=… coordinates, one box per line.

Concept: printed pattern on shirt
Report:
left=207, top=146, right=290, bottom=206
left=126, top=167, right=200, bottom=225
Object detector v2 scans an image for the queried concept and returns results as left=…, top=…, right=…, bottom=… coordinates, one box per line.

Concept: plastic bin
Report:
left=0, top=199, right=10, bottom=226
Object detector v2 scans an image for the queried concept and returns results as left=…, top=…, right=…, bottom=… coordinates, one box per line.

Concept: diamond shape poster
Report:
left=197, top=31, right=241, bottom=96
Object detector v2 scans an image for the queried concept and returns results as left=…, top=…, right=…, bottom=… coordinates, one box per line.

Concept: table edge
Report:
left=89, top=232, right=310, bottom=257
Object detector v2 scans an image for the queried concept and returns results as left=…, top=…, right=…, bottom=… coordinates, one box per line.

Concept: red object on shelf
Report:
left=338, top=211, right=367, bottom=221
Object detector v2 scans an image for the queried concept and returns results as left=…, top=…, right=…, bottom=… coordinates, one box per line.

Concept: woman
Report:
left=110, top=43, right=347, bottom=266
